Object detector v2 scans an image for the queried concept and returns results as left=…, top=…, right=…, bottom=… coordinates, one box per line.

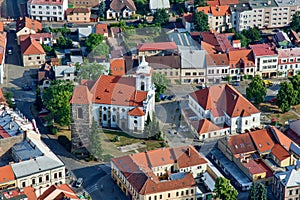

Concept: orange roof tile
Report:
left=249, top=44, right=277, bottom=56
left=269, top=126, right=292, bottom=150
left=228, top=133, right=256, bottom=155
left=191, top=119, right=221, bottom=135
left=200, top=32, right=232, bottom=53
left=90, top=75, right=148, bottom=106
left=190, top=84, right=259, bottom=118
left=95, top=23, right=108, bottom=35
left=243, top=159, right=267, bottom=175
left=228, top=49, right=255, bottom=68
left=206, top=53, right=229, bottom=66
left=38, top=184, right=78, bottom=200
left=0, top=22, right=4, bottom=32
left=183, top=13, right=193, bottom=23
left=271, top=144, right=291, bottom=161
left=197, top=5, right=230, bottom=16
left=66, top=8, right=89, bottom=15
left=128, top=107, right=145, bottom=116
left=207, top=0, right=219, bottom=6
left=0, top=88, right=7, bottom=105
left=70, top=85, right=93, bottom=105
left=16, top=17, right=42, bottom=32
left=249, top=129, right=275, bottom=154
left=110, top=58, right=125, bottom=76
left=219, top=0, right=238, bottom=5
left=0, top=165, right=15, bottom=183
left=137, top=42, right=177, bottom=51
left=19, top=33, right=51, bottom=43
left=23, top=187, right=37, bottom=200
left=20, top=37, right=45, bottom=55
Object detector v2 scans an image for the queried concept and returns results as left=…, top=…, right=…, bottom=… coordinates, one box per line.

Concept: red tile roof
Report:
left=218, top=0, right=239, bottom=5
left=269, top=126, right=292, bottom=150
left=0, top=165, right=15, bottom=184
left=38, top=184, right=78, bottom=200
left=0, top=22, right=4, bottom=32
left=20, top=37, right=45, bottom=55
left=112, top=146, right=205, bottom=195
left=23, top=187, right=37, bottom=200
left=0, top=88, right=7, bottom=105
left=228, top=133, right=256, bottom=155
left=243, top=159, right=268, bottom=176
left=197, top=5, right=230, bottom=16
left=16, top=17, right=42, bottom=32
left=95, top=23, right=108, bottom=35
left=89, top=75, right=148, bottom=106
left=128, top=107, right=145, bottom=116
left=0, top=126, right=10, bottom=138
left=28, top=0, right=64, bottom=5
left=110, top=58, right=125, bottom=76
left=137, top=42, right=177, bottom=51
left=66, top=8, right=90, bottom=15
left=249, top=129, right=275, bottom=154
left=183, top=13, right=193, bottom=23
left=109, top=0, right=136, bottom=11
left=19, top=33, right=51, bottom=43
left=200, top=32, right=232, bottom=53
left=249, top=44, right=277, bottom=56
left=191, top=119, right=221, bottom=135
left=190, top=84, right=259, bottom=118
left=207, top=0, right=219, bottom=6
left=228, top=49, right=255, bottom=68
left=70, top=85, right=93, bottom=105
left=271, top=144, right=291, bottom=162
left=206, top=53, right=229, bottom=66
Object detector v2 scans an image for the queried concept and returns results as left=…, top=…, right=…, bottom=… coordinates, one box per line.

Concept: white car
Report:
left=75, top=178, right=83, bottom=188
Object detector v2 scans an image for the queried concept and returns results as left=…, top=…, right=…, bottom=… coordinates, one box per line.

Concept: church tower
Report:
left=136, top=56, right=152, bottom=92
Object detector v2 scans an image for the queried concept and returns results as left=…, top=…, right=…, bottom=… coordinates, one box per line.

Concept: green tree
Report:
left=194, top=0, right=207, bottom=6
left=57, top=37, right=73, bottom=49
left=91, top=42, right=110, bottom=58
left=76, top=60, right=108, bottom=82
left=242, top=27, right=261, bottom=42
left=289, top=74, right=300, bottom=104
left=234, top=32, right=251, bottom=47
left=42, top=44, right=53, bottom=54
left=194, top=11, right=209, bottom=32
left=246, top=75, right=267, bottom=104
left=4, top=92, right=15, bottom=109
left=98, top=1, right=106, bottom=18
left=152, top=72, right=170, bottom=102
left=249, top=183, right=267, bottom=200
left=152, top=9, right=169, bottom=25
left=35, top=86, right=43, bottom=111
left=276, top=81, right=298, bottom=112
left=214, top=177, right=238, bottom=200
left=85, top=33, right=104, bottom=53
left=143, top=113, right=160, bottom=139
left=43, top=80, right=74, bottom=126
left=88, top=120, right=103, bottom=160
left=290, top=11, right=300, bottom=32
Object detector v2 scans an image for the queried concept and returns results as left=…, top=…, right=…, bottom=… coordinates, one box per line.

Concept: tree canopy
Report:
left=43, top=80, right=74, bottom=126
left=246, top=75, right=267, bottom=104
left=76, top=60, right=108, bottom=82
left=85, top=33, right=105, bottom=53
left=249, top=183, right=267, bottom=200
left=290, top=11, right=300, bottom=32
left=152, top=9, right=169, bottom=25
left=98, top=1, right=106, bottom=18
left=152, top=72, right=170, bottom=102
left=241, top=27, right=261, bottom=42
left=214, top=177, right=238, bottom=200
left=194, top=11, right=209, bottom=32
left=56, top=37, right=73, bottom=49
left=194, top=0, right=207, bottom=7
left=276, top=81, right=299, bottom=112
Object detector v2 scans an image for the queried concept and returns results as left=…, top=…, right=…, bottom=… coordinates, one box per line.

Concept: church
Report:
left=70, top=57, right=155, bottom=151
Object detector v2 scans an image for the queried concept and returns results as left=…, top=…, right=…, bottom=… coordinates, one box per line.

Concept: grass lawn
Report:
left=55, top=125, right=71, bottom=141
left=292, top=104, right=300, bottom=115
left=102, top=130, right=166, bottom=152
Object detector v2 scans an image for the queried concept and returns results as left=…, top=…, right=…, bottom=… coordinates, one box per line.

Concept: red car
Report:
left=269, top=97, right=277, bottom=103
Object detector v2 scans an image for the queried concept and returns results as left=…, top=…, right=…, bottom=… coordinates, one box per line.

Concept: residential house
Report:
left=77, top=27, right=93, bottom=41
left=110, top=58, right=126, bottom=76
left=230, top=2, right=253, bottom=32
left=66, top=8, right=91, bottom=23
left=18, top=33, right=52, bottom=46
left=200, top=31, right=233, bottom=54
left=0, top=187, right=35, bottom=200
left=106, top=0, right=136, bottom=20
left=290, top=119, right=300, bottom=136
left=70, top=57, right=155, bottom=151
left=20, top=37, right=46, bottom=67
left=277, top=48, right=300, bottom=77
left=168, top=31, right=200, bottom=49
left=0, top=32, right=6, bottom=84
left=71, top=0, right=100, bottom=7
left=38, top=62, right=55, bottom=91
left=149, top=0, right=170, bottom=14
left=0, top=165, right=16, bottom=191
left=188, top=84, right=261, bottom=135
left=249, top=44, right=278, bottom=78
left=95, top=23, right=109, bottom=38
left=27, top=0, right=68, bottom=21
left=273, top=166, right=300, bottom=200
left=180, top=47, right=206, bottom=84
left=197, top=5, right=232, bottom=33
left=190, top=119, right=230, bottom=140
left=288, top=29, right=300, bottom=46
left=206, top=53, right=230, bottom=84
left=182, top=13, right=193, bottom=32
left=16, top=17, right=42, bottom=43
left=274, top=31, right=292, bottom=48
left=110, top=27, right=122, bottom=38
left=111, top=146, right=208, bottom=200
left=37, top=184, right=79, bottom=199
left=145, top=55, right=181, bottom=84
left=53, top=65, right=76, bottom=82
left=137, top=42, right=178, bottom=57
left=228, top=49, right=256, bottom=79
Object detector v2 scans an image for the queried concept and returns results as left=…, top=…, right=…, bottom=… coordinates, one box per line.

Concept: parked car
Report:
left=23, top=85, right=32, bottom=91
left=263, top=80, right=273, bottom=87
left=7, top=46, right=13, bottom=55
left=67, top=22, right=74, bottom=28
left=75, top=178, right=83, bottom=188
left=269, top=97, right=277, bottom=103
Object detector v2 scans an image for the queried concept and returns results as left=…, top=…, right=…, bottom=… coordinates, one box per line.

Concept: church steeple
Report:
left=136, top=56, right=152, bottom=91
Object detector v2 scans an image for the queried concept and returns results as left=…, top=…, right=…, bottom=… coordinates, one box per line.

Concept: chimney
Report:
left=9, top=122, right=12, bottom=130
left=187, top=147, right=191, bottom=157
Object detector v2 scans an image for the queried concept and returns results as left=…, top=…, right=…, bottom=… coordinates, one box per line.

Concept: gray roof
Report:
left=12, top=139, right=43, bottom=161
left=230, top=3, right=251, bottom=12
left=53, top=65, right=75, bottom=78
left=0, top=112, right=22, bottom=137
left=78, top=27, right=93, bottom=39
left=149, top=0, right=170, bottom=10
left=209, top=148, right=252, bottom=187
left=179, top=48, right=206, bottom=69
left=275, top=167, right=300, bottom=187
left=169, top=172, right=186, bottom=180
left=275, top=0, right=300, bottom=6
left=168, top=32, right=199, bottom=49
left=11, top=156, right=64, bottom=178
left=70, top=55, right=83, bottom=64
left=249, top=0, right=277, bottom=8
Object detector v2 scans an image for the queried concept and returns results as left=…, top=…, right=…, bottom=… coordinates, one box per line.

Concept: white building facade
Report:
left=27, top=0, right=68, bottom=21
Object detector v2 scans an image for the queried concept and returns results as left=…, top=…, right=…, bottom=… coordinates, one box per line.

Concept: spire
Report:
left=140, top=55, right=148, bottom=67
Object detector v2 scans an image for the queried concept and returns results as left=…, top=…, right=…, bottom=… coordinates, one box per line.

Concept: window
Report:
left=103, top=114, right=107, bottom=121
left=168, top=193, right=170, bottom=198
left=39, top=177, right=42, bottom=183
left=46, top=175, right=49, bottom=181
left=176, top=192, right=179, bottom=196
left=32, top=178, right=36, bottom=185
left=59, top=172, right=62, bottom=178
left=253, top=117, right=255, bottom=122
left=186, top=190, right=189, bottom=195
left=28, top=57, right=32, bottom=60
left=191, top=189, right=194, bottom=194
left=290, top=190, right=293, bottom=195
left=160, top=195, right=162, bottom=199
left=112, top=115, right=116, bottom=122
left=78, top=108, right=83, bottom=119
left=22, top=182, right=26, bottom=187
left=181, top=191, right=184, bottom=196
left=54, top=173, right=57, bottom=179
